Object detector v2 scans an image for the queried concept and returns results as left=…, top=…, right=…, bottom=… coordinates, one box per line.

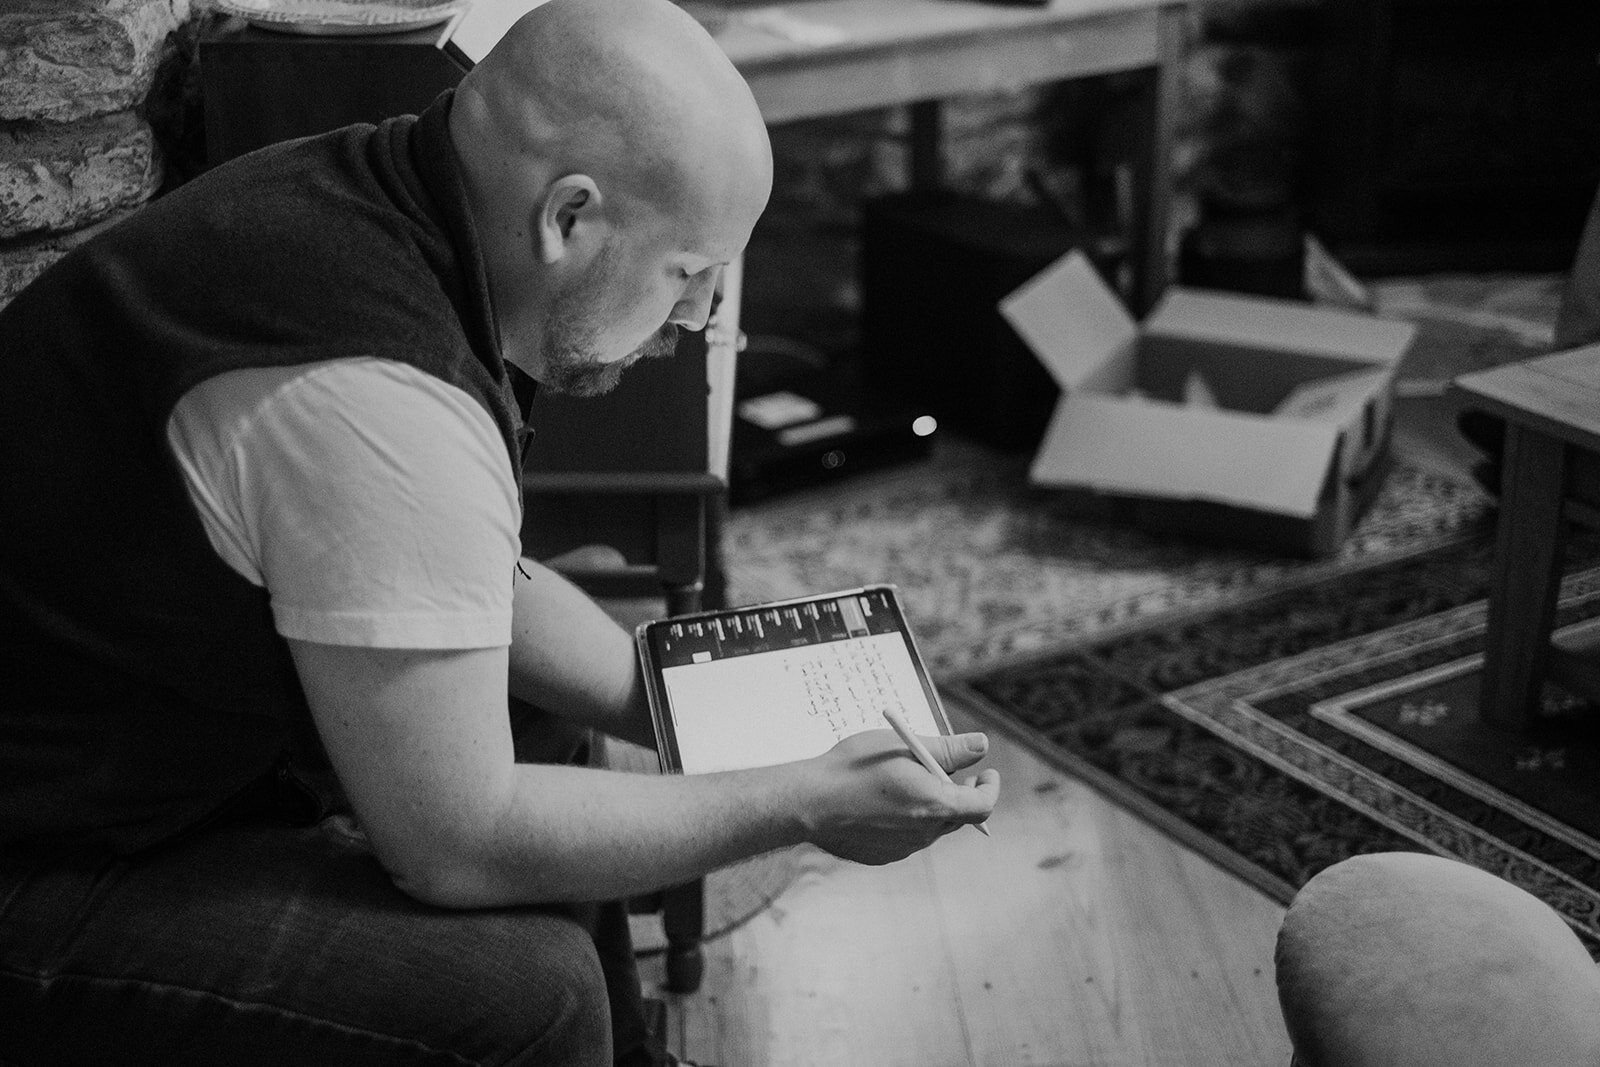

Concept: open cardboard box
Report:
left=1000, top=251, right=1418, bottom=557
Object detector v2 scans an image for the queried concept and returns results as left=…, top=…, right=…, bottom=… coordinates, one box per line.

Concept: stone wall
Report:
left=0, top=0, right=202, bottom=309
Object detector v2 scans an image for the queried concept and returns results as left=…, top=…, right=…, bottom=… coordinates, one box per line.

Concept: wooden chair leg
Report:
left=1479, top=424, right=1568, bottom=731
left=661, top=878, right=706, bottom=993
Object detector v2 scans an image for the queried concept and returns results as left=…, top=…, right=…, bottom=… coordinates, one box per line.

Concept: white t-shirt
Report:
left=165, top=357, right=522, bottom=650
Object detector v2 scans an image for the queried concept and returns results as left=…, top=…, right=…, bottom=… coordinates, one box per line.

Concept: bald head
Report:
left=456, top=0, right=768, bottom=228
left=448, top=0, right=771, bottom=388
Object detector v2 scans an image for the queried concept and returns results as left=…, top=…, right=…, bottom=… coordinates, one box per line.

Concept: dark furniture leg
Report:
left=655, top=493, right=711, bottom=993
left=908, top=100, right=942, bottom=190
left=660, top=877, right=707, bottom=994
left=1479, top=424, right=1569, bottom=730
left=1126, top=3, right=1184, bottom=315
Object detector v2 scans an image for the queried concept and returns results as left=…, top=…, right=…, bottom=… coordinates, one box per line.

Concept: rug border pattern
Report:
left=1159, top=569, right=1600, bottom=937
left=1308, top=648, right=1600, bottom=861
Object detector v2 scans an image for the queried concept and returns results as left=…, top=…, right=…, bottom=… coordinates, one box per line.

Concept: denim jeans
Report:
left=0, top=707, right=658, bottom=1067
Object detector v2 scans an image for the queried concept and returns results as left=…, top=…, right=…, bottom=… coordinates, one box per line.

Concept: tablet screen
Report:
left=638, top=586, right=949, bottom=774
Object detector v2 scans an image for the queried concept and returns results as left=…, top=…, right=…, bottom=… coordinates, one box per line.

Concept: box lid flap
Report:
left=1146, top=289, right=1417, bottom=366
left=1029, top=393, right=1341, bottom=518
left=1000, top=250, right=1137, bottom=390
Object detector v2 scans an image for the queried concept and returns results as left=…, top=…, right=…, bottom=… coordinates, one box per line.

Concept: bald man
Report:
left=0, top=0, right=999, bottom=1063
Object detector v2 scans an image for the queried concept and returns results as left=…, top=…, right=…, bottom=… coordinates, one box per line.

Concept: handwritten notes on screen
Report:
left=659, top=602, right=940, bottom=775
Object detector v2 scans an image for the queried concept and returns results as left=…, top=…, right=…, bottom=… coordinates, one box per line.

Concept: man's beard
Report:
left=538, top=319, right=679, bottom=397
left=535, top=248, right=681, bottom=397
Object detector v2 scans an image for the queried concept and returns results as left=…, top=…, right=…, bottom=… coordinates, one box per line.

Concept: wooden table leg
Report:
left=908, top=99, right=942, bottom=191
left=1126, top=2, right=1184, bottom=314
left=655, top=492, right=709, bottom=991
left=657, top=494, right=706, bottom=618
left=661, top=877, right=707, bottom=993
left=1479, top=423, right=1569, bottom=730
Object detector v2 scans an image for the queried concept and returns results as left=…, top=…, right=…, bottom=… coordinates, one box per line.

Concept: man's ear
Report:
left=536, top=174, right=602, bottom=265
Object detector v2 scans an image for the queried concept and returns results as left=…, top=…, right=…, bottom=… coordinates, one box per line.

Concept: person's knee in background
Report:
left=1274, top=852, right=1600, bottom=1067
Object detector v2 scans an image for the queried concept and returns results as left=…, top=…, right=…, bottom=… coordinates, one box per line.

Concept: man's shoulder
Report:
left=179, top=358, right=503, bottom=446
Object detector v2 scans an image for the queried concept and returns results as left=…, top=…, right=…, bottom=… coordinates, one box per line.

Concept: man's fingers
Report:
left=945, top=768, right=999, bottom=822
left=927, top=731, right=988, bottom=773
left=958, top=769, right=999, bottom=794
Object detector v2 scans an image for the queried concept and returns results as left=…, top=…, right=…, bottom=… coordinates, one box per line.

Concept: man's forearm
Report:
left=291, top=564, right=999, bottom=912
left=506, top=558, right=656, bottom=748
left=402, top=759, right=811, bottom=907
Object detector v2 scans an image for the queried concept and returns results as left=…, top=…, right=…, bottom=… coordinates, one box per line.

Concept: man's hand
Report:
left=796, top=729, right=1000, bottom=865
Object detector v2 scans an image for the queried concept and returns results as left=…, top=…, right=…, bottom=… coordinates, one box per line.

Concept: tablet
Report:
left=636, top=585, right=953, bottom=774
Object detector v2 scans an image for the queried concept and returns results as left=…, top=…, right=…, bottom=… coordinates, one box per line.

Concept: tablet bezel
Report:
left=634, top=584, right=953, bottom=774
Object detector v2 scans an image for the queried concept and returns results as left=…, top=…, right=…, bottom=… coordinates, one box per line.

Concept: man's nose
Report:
left=669, top=269, right=721, bottom=332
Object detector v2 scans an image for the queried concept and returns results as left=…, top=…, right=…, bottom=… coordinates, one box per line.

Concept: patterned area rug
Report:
left=722, top=439, right=1492, bottom=675
left=665, top=269, right=1565, bottom=949
left=948, top=534, right=1600, bottom=956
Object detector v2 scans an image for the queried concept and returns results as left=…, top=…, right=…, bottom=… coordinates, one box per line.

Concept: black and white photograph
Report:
left=4, top=0, right=1599, bottom=1063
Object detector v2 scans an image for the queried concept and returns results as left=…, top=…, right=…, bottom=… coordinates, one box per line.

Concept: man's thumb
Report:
left=936, top=731, right=989, bottom=768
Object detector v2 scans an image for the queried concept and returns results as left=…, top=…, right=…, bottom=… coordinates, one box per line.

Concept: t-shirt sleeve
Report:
left=167, top=358, right=522, bottom=649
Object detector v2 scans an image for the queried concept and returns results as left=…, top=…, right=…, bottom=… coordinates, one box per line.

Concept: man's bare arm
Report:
left=287, top=632, right=998, bottom=909
left=502, top=558, right=657, bottom=748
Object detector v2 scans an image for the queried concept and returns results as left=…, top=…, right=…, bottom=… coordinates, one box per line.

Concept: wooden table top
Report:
left=1451, top=345, right=1600, bottom=457
left=714, top=0, right=1184, bottom=62
left=711, top=0, right=1187, bottom=124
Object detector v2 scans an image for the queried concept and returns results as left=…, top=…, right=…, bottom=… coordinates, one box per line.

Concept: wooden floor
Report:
left=643, top=701, right=1293, bottom=1066
left=636, top=395, right=1480, bottom=1066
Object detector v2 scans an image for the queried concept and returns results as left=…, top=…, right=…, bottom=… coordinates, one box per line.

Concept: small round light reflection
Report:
left=911, top=415, right=938, bottom=438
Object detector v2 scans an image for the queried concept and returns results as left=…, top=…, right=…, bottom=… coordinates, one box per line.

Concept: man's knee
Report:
left=444, top=909, right=613, bottom=1066
left=1275, top=852, right=1600, bottom=1067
